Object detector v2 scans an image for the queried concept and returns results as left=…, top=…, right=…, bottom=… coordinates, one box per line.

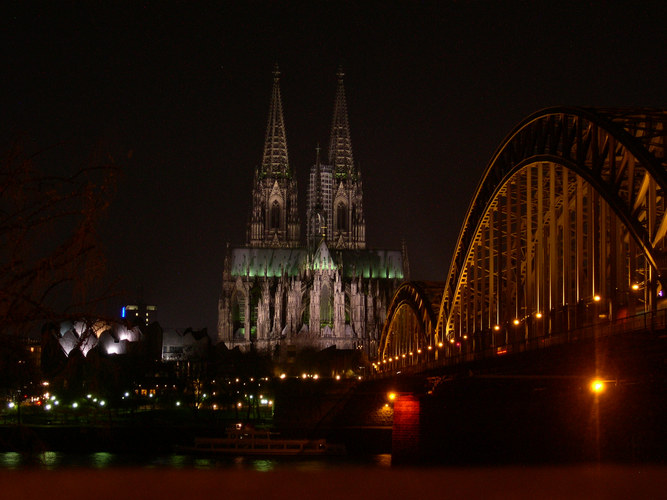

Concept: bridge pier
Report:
left=391, top=393, right=422, bottom=465
left=388, top=330, right=667, bottom=465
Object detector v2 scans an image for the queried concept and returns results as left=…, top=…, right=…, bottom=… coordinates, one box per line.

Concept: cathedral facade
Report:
left=217, top=67, right=406, bottom=359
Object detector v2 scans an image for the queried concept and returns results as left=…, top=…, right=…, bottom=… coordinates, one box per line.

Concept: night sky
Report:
left=4, top=2, right=666, bottom=333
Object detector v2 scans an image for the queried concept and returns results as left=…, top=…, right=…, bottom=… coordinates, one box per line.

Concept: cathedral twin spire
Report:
left=261, top=64, right=355, bottom=179
left=247, top=65, right=299, bottom=248
left=248, top=65, right=365, bottom=250
left=324, top=67, right=366, bottom=250
left=329, top=67, right=355, bottom=179
left=261, top=65, right=291, bottom=178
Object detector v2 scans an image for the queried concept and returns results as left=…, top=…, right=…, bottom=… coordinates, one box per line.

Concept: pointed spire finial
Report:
left=261, top=65, right=290, bottom=177
left=329, top=67, right=354, bottom=177
left=336, top=64, right=345, bottom=80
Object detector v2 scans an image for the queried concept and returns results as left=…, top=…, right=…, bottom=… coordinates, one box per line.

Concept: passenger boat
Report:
left=179, top=423, right=345, bottom=456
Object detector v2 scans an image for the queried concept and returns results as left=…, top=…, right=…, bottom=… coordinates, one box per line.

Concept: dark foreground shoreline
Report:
left=2, top=466, right=667, bottom=500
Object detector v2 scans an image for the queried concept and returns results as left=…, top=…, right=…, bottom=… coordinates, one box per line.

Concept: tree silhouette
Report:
left=0, top=143, right=118, bottom=337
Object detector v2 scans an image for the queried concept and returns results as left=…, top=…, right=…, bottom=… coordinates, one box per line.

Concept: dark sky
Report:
left=4, top=1, right=666, bottom=332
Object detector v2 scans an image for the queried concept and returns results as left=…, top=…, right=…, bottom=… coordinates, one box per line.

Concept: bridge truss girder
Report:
left=379, top=281, right=442, bottom=361
left=438, top=107, right=667, bottom=345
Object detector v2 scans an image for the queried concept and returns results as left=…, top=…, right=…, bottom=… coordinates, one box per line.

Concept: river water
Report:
left=0, top=450, right=392, bottom=471
left=2, top=451, right=667, bottom=500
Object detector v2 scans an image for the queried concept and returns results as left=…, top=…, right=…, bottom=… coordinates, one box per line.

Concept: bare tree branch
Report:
left=0, top=142, right=120, bottom=336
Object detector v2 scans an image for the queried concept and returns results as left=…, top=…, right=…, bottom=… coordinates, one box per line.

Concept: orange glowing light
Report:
left=590, top=379, right=605, bottom=393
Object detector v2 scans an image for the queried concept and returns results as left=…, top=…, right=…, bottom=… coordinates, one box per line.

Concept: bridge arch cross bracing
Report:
left=436, top=107, right=667, bottom=347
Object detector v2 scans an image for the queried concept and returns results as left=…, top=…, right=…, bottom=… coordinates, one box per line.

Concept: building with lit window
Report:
left=217, top=67, right=407, bottom=358
left=121, top=302, right=157, bottom=327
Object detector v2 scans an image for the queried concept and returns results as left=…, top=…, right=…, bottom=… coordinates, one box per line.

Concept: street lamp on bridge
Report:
left=590, top=379, right=606, bottom=394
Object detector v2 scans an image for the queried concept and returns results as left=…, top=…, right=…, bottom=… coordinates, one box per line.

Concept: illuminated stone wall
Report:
left=217, top=241, right=404, bottom=359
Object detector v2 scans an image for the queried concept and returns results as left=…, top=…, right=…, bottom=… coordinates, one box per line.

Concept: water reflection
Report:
left=0, top=452, right=22, bottom=469
left=0, top=451, right=64, bottom=469
left=91, top=452, right=113, bottom=468
left=371, top=454, right=391, bottom=468
left=194, top=457, right=215, bottom=469
left=251, top=459, right=275, bottom=472
left=167, top=454, right=187, bottom=468
left=40, top=451, right=60, bottom=468
left=0, top=451, right=392, bottom=470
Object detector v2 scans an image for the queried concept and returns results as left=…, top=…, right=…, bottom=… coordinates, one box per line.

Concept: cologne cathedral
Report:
left=217, top=67, right=407, bottom=359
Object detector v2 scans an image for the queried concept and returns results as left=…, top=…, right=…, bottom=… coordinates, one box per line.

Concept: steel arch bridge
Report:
left=379, top=281, right=444, bottom=361
left=378, top=107, right=667, bottom=371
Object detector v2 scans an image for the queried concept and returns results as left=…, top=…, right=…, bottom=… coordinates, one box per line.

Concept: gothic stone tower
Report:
left=306, top=68, right=366, bottom=250
left=247, top=66, right=300, bottom=248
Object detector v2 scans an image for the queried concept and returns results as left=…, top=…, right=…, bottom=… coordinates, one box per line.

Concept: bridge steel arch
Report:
left=378, top=281, right=444, bottom=364
left=436, top=107, right=667, bottom=348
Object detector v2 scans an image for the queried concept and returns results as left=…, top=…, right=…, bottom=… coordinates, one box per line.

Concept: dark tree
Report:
left=0, top=143, right=118, bottom=337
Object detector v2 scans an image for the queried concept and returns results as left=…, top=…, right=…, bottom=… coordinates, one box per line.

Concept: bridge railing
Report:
left=373, top=309, right=667, bottom=377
